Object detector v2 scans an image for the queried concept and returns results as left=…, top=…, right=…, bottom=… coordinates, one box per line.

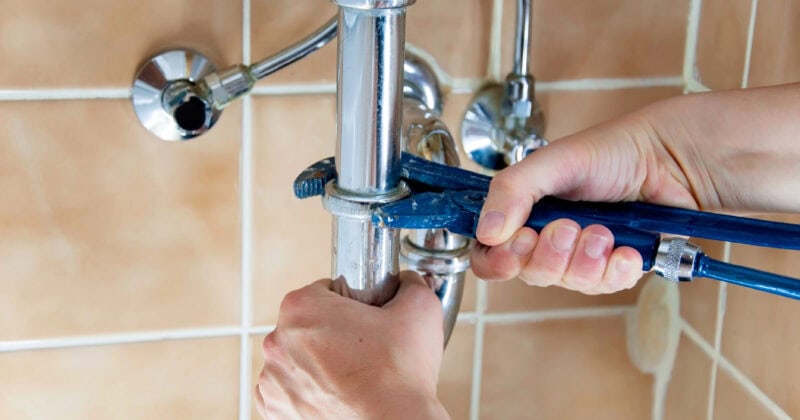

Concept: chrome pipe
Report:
left=401, top=97, right=471, bottom=345
left=330, top=0, right=413, bottom=305
left=250, top=17, right=337, bottom=80
left=512, top=0, right=531, bottom=76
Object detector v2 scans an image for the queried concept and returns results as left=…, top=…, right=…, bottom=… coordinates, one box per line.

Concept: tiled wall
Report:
left=0, top=1, right=796, bottom=419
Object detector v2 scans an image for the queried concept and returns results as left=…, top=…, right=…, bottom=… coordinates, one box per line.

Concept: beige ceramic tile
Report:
left=678, top=238, right=725, bottom=343
left=406, top=0, right=493, bottom=79
left=251, top=0, right=491, bottom=86
left=250, top=1, right=338, bottom=86
left=252, top=95, right=336, bottom=325
left=0, top=101, right=241, bottom=340
left=0, top=338, right=240, bottom=419
left=713, top=368, right=778, bottom=420
left=748, top=0, right=800, bottom=87
left=0, top=0, right=242, bottom=88
left=481, top=317, right=652, bottom=419
left=722, top=216, right=800, bottom=418
left=695, top=0, right=751, bottom=90
left=538, top=87, right=682, bottom=140
left=486, top=278, right=645, bottom=312
left=663, top=334, right=713, bottom=420
left=499, top=0, right=687, bottom=81
left=439, top=323, right=475, bottom=420
left=250, top=324, right=473, bottom=419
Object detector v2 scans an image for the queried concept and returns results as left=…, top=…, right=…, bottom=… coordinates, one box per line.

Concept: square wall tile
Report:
left=678, top=238, right=726, bottom=344
left=695, top=0, right=751, bottom=89
left=0, top=338, right=240, bottom=419
left=713, top=368, right=778, bottom=420
left=748, top=0, right=800, bottom=87
left=722, top=216, right=800, bottom=418
left=439, top=323, right=475, bottom=420
left=538, top=87, right=682, bottom=140
left=251, top=0, right=338, bottom=86
left=406, top=0, right=493, bottom=79
left=252, top=95, right=336, bottom=325
left=481, top=317, right=652, bottom=419
left=251, top=0, right=492, bottom=87
left=501, top=0, right=687, bottom=81
left=0, top=0, right=242, bottom=88
left=0, top=100, right=241, bottom=340
left=664, top=334, right=713, bottom=420
left=486, top=279, right=644, bottom=312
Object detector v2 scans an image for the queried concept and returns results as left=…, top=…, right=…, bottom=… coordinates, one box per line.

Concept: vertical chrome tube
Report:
left=513, top=0, right=531, bottom=76
left=331, top=0, right=413, bottom=305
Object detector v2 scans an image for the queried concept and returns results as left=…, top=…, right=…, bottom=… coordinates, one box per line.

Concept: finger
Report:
left=470, top=227, right=538, bottom=281
left=383, top=271, right=442, bottom=319
left=593, top=246, right=644, bottom=294
left=476, top=140, right=591, bottom=246
left=561, top=225, right=614, bottom=292
left=518, top=219, right=581, bottom=287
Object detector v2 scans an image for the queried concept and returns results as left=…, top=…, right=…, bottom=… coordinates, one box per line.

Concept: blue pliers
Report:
left=294, top=153, right=800, bottom=299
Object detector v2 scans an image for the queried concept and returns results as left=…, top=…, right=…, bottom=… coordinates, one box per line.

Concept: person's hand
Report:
left=470, top=84, right=800, bottom=294
left=256, top=271, right=449, bottom=419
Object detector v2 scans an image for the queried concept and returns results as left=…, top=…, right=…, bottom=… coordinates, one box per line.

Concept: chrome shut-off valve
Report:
left=461, top=0, right=547, bottom=170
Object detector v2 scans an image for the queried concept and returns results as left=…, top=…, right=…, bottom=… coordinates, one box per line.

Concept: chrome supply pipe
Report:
left=329, top=0, right=413, bottom=305
left=402, top=97, right=471, bottom=345
left=460, top=0, right=546, bottom=170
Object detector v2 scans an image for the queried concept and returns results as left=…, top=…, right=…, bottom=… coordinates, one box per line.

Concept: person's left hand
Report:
left=255, top=271, right=450, bottom=419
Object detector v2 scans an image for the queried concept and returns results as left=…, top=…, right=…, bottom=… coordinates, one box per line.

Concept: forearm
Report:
left=648, top=83, right=800, bottom=213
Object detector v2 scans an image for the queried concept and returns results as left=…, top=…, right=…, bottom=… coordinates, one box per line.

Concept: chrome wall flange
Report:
left=132, top=49, right=221, bottom=141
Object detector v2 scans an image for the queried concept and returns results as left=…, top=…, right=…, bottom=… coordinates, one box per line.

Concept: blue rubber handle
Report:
left=448, top=191, right=661, bottom=271
left=526, top=198, right=661, bottom=271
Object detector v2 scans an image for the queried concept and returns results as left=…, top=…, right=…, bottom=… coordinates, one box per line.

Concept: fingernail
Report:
left=551, top=225, right=578, bottom=252
left=510, top=231, right=535, bottom=256
left=477, top=211, right=505, bottom=239
left=584, top=234, right=610, bottom=259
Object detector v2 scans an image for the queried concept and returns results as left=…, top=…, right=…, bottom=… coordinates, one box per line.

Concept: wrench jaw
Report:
left=372, top=191, right=484, bottom=239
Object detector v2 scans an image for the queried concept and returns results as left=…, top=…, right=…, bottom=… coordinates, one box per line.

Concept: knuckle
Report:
left=278, top=289, right=306, bottom=317
left=519, top=266, right=561, bottom=287
left=563, top=273, right=601, bottom=291
left=261, top=333, right=280, bottom=360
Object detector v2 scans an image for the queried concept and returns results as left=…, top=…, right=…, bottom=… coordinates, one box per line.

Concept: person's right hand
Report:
left=470, top=84, right=800, bottom=294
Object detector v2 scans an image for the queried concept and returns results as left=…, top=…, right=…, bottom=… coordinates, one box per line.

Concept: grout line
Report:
left=536, top=77, right=684, bottom=92
left=248, top=326, right=275, bottom=336
left=684, top=78, right=711, bottom=93
left=0, top=327, right=244, bottom=353
left=682, top=321, right=790, bottom=420
left=0, top=76, right=686, bottom=103
left=481, top=305, right=631, bottom=324
left=469, top=281, right=488, bottom=420
left=742, top=0, right=759, bottom=89
left=682, top=0, right=704, bottom=89
left=239, top=2, right=254, bottom=419
left=716, top=357, right=791, bottom=420
left=0, top=88, right=130, bottom=101
left=250, top=83, right=337, bottom=96
left=487, top=0, right=505, bottom=81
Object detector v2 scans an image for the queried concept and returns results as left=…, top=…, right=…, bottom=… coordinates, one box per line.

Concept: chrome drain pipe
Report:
left=401, top=94, right=471, bottom=345
left=329, top=0, right=412, bottom=305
